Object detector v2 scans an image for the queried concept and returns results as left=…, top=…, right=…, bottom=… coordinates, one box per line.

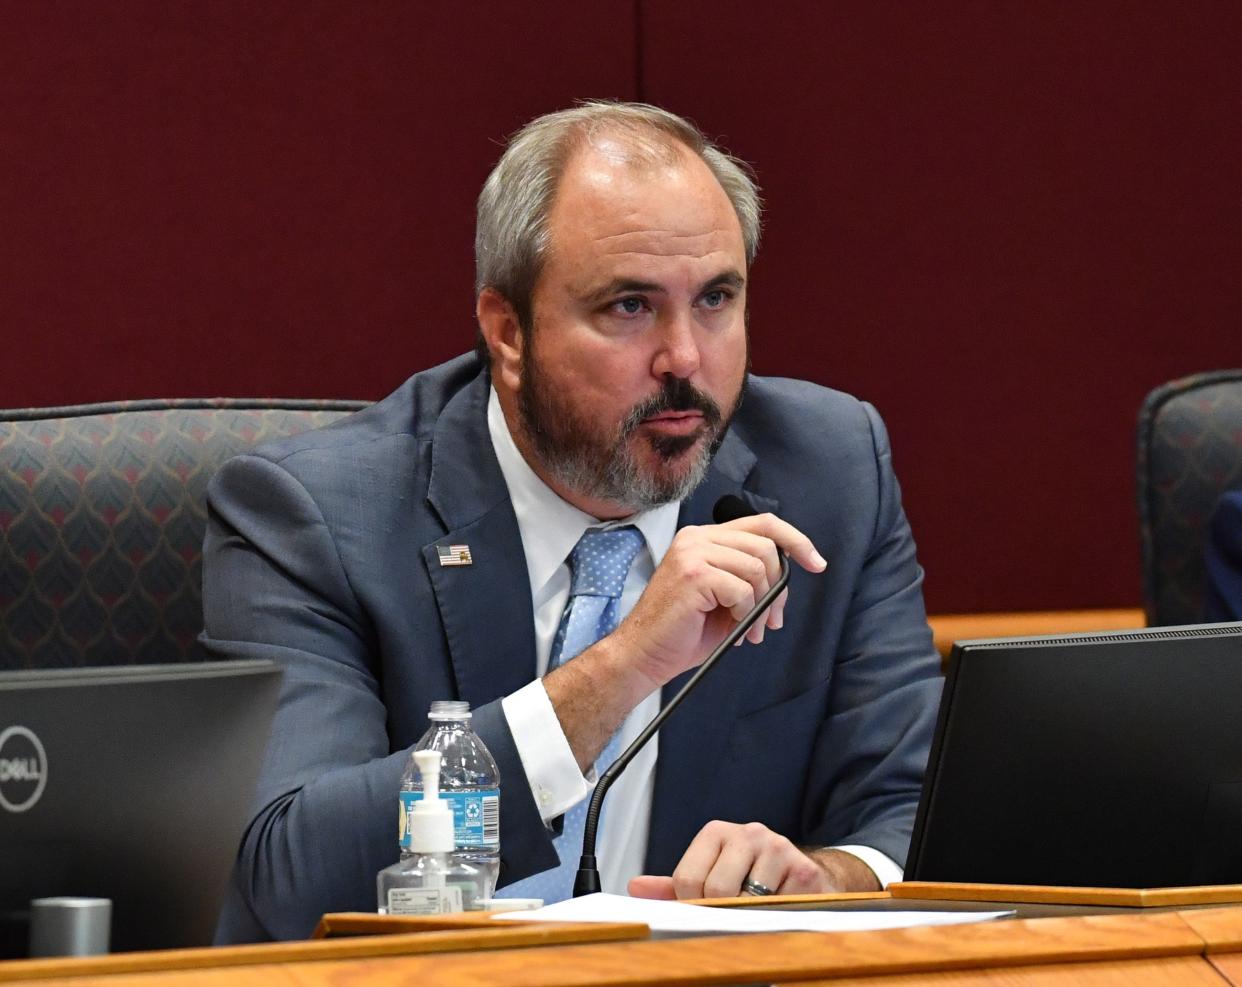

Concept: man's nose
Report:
left=651, top=311, right=702, bottom=380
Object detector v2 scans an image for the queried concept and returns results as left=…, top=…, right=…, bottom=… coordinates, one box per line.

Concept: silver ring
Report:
left=741, top=876, right=775, bottom=897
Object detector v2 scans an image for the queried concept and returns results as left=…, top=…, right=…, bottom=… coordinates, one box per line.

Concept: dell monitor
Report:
left=907, top=622, right=1242, bottom=889
left=0, top=660, right=281, bottom=957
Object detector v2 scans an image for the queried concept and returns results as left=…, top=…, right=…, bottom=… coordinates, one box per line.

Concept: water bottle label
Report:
left=400, top=789, right=500, bottom=849
left=386, top=885, right=463, bottom=915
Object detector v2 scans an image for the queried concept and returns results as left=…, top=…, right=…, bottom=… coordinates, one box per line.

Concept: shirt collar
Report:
left=487, top=387, right=679, bottom=596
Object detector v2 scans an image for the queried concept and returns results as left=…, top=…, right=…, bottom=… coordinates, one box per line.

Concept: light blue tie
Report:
left=498, top=526, right=645, bottom=903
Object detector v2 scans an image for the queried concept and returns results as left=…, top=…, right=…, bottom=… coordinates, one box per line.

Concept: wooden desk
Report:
left=4, top=896, right=1242, bottom=986
left=927, top=608, right=1145, bottom=663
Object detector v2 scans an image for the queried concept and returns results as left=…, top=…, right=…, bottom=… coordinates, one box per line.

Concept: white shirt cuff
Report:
left=501, top=680, right=592, bottom=822
left=831, top=845, right=904, bottom=889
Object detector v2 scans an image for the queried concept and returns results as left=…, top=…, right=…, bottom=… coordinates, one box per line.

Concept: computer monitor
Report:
left=907, top=622, right=1242, bottom=889
left=0, top=660, right=281, bottom=957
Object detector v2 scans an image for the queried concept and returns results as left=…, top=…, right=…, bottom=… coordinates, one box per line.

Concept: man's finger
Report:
left=765, top=588, right=789, bottom=631
left=691, top=545, right=763, bottom=622
left=627, top=875, right=676, bottom=899
left=697, top=543, right=771, bottom=604
left=722, top=513, right=826, bottom=573
left=701, top=528, right=783, bottom=588
left=702, top=836, right=760, bottom=898
left=669, top=822, right=731, bottom=899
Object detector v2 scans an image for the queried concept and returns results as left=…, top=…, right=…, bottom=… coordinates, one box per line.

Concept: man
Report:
left=1205, top=488, right=1242, bottom=620
left=205, top=102, right=941, bottom=941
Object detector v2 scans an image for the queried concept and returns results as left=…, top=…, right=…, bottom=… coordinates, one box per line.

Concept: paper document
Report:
left=493, top=893, right=1012, bottom=934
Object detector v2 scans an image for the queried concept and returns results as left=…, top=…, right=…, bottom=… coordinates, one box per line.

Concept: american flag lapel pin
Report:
left=437, top=544, right=473, bottom=567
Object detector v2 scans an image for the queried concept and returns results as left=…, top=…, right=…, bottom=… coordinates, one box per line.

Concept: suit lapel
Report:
left=422, top=373, right=536, bottom=707
left=646, top=427, right=780, bottom=876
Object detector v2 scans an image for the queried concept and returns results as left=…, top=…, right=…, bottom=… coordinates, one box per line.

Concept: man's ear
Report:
left=476, top=288, right=524, bottom=393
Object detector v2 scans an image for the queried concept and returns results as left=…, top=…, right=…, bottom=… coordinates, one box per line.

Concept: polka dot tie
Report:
left=497, top=526, right=645, bottom=903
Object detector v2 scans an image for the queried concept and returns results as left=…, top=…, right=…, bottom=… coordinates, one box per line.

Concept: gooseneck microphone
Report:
left=571, top=494, right=793, bottom=896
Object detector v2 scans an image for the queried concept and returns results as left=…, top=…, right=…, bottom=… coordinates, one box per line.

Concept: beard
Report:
left=518, top=349, right=744, bottom=513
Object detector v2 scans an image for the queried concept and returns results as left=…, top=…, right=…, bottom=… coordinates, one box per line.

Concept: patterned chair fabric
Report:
left=0, top=399, right=367, bottom=669
left=1136, top=370, right=1242, bottom=626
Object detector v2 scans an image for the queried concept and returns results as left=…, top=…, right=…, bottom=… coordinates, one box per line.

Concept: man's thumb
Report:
left=627, top=875, right=677, bottom=899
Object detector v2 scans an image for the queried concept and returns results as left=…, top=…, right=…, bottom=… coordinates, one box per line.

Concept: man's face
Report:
left=514, top=140, right=749, bottom=517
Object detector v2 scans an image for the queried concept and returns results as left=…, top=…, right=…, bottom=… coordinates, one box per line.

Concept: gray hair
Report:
left=474, top=101, right=762, bottom=345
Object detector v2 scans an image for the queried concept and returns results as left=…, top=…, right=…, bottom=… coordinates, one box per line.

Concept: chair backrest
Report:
left=1136, top=370, right=1242, bottom=626
left=0, top=399, right=368, bottom=669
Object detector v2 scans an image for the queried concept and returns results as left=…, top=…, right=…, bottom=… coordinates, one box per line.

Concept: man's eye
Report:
left=613, top=297, right=646, bottom=315
left=701, top=289, right=729, bottom=309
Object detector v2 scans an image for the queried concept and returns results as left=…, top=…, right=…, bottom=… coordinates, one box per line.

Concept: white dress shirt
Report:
left=488, top=388, right=902, bottom=892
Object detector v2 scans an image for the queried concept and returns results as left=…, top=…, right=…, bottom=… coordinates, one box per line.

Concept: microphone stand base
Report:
left=572, top=857, right=601, bottom=898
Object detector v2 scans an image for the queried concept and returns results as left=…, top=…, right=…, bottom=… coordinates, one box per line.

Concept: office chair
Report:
left=0, top=398, right=367, bottom=669
left=1136, top=370, right=1242, bottom=626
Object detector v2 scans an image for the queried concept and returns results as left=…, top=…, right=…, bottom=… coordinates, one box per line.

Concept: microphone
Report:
left=571, top=494, right=792, bottom=896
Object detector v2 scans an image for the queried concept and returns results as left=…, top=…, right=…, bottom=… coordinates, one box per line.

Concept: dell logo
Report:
left=0, top=758, right=41, bottom=781
left=0, top=726, right=47, bottom=813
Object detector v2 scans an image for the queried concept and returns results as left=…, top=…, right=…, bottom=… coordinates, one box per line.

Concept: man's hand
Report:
left=626, top=821, right=882, bottom=899
left=611, top=513, right=826, bottom=692
left=545, top=513, right=825, bottom=772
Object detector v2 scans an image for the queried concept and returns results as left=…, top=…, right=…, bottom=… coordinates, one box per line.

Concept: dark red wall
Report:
left=2, top=2, right=1238, bottom=613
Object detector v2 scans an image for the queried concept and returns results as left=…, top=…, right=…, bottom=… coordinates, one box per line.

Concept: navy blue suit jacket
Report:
left=203, top=353, right=942, bottom=941
left=1206, top=490, right=1242, bottom=621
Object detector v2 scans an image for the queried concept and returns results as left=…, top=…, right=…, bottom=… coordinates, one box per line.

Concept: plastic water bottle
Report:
left=399, top=701, right=500, bottom=896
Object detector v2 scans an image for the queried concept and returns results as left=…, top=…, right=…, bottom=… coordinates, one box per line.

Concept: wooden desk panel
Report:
left=0, top=920, right=646, bottom=984
left=792, top=956, right=1229, bottom=986
left=927, top=609, right=1145, bottom=662
left=1210, top=954, right=1242, bottom=986
left=1182, top=907, right=1242, bottom=952
left=7, top=902, right=1242, bottom=986
left=892, top=882, right=1242, bottom=909
left=0, top=909, right=1211, bottom=987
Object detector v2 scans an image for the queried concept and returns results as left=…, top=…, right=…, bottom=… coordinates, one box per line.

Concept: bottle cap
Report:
left=409, top=749, right=454, bottom=853
left=429, top=700, right=471, bottom=720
